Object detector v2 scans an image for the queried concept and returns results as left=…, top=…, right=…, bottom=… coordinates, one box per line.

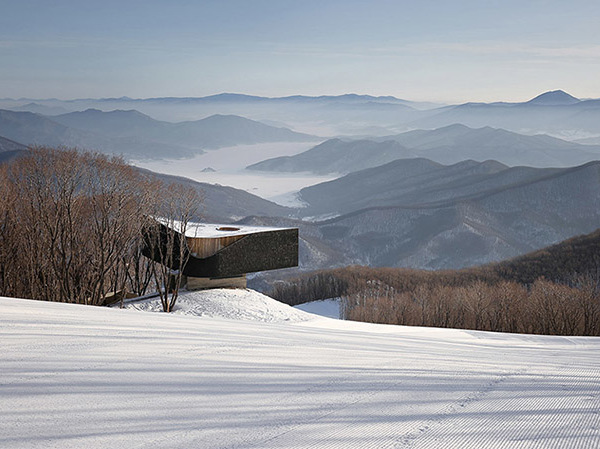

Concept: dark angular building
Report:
left=144, top=221, right=298, bottom=290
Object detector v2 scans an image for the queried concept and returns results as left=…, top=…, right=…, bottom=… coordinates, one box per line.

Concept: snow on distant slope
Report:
left=294, top=298, right=342, bottom=319
left=122, top=288, right=312, bottom=323
left=1, top=295, right=599, bottom=449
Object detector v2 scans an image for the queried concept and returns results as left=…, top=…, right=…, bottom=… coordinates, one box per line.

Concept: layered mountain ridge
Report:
left=244, top=159, right=600, bottom=271
left=0, top=109, right=318, bottom=159
left=248, top=124, right=600, bottom=173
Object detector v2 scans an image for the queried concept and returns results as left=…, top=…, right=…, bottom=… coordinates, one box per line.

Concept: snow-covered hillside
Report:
left=121, top=288, right=313, bottom=323
left=294, top=298, right=342, bottom=319
left=1, top=292, right=599, bottom=448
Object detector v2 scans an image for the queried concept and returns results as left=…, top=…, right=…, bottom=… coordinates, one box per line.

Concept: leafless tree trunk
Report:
left=146, top=183, right=201, bottom=312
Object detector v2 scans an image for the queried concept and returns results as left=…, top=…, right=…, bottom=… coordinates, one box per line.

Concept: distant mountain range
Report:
left=493, top=227, right=600, bottom=285
left=0, top=135, right=28, bottom=163
left=409, top=90, right=600, bottom=136
left=242, top=159, right=600, bottom=272
left=297, top=158, right=545, bottom=217
left=53, top=109, right=317, bottom=150
left=247, top=138, right=416, bottom=174
left=0, top=134, right=27, bottom=153
left=2, top=90, right=599, bottom=137
left=2, top=92, right=440, bottom=110
left=0, top=93, right=433, bottom=136
left=248, top=124, right=600, bottom=173
left=377, top=124, right=600, bottom=166
left=0, top=109, right=318, bottom=159
left=9, top=102, right=70, bottom=116
left=525, top=90, right=581, bottom=106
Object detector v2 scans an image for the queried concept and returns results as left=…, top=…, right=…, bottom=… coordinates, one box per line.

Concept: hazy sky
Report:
left=1, top=0, right=598, bottom=103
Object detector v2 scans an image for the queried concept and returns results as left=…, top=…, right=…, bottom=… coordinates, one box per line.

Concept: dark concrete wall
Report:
left=184, top=228, right=298, bottom=278
left=143, top=224, right=298, bottom=278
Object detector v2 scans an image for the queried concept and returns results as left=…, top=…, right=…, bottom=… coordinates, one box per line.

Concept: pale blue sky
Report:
left=1, top=0, right=598, bottom=102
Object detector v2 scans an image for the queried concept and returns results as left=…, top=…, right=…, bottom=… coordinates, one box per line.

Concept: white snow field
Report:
left=121, top=289, right=312, bottom=323
left=294, top=298, right=343, bottom=319
left=1, top=291, right=600, bottom=449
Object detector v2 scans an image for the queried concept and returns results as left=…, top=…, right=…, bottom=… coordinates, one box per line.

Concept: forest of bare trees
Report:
left=269, top=261, right=600, bottom=336
left=342, top=276, right=600, bottom=336
left=0, top=147, right=201, bottom=311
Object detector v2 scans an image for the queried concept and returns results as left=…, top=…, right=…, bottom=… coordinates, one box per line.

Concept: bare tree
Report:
left=0, top=147, right=160, bottom=305
left=146, top=183, right=201, bottom=312
left=0, top=163, right=19, bottom=297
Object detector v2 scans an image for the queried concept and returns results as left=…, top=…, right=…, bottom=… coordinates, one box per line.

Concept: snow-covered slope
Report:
left=122, top=288, right=312, bottom=323
left=1, top=293, right=599, bottom=449
left=294, top=298, right=342, bottom=319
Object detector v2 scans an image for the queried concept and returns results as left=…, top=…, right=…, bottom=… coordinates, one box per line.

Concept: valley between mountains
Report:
left=2, top=90, right=600, bottom=274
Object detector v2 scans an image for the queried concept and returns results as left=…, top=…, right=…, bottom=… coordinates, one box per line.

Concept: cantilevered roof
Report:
left=155, top=218, right=292, bottom=239
left=183, top=222, right=292, bottom=239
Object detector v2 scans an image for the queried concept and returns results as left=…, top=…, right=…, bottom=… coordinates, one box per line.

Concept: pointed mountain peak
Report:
left=526, top=90, right=580, bottom=105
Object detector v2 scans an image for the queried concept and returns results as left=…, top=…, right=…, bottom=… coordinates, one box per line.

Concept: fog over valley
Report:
left=2, top=2, right=600, bottom=447
left=2, top=89, right=600, bottom=271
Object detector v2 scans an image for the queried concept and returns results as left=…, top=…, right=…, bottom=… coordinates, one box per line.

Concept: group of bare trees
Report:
left=0, top=147, right=201, bottom=311
left=342, top=276, right=600, bottom=336
left=269, top=265, right=600, bottom=336
left=269, top=271, right=349, bottom=306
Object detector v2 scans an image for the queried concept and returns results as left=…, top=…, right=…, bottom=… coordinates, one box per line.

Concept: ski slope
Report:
left=1, top=291, right=599, bottom=449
